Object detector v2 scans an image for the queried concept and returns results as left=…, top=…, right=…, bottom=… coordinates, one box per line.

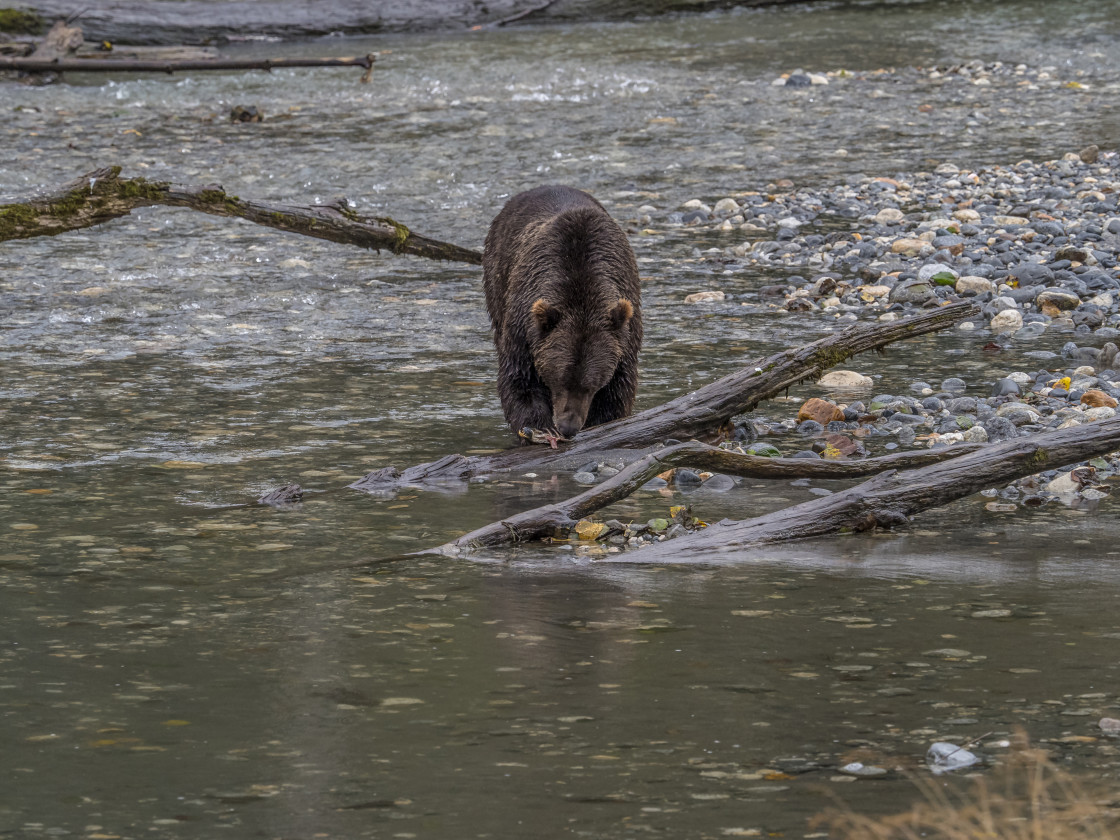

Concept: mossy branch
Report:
left=0, top=167, right=482, bottom=264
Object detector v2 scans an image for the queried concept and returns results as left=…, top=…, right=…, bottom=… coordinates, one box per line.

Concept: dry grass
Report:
left=814, top=734, right=1119, bottom=840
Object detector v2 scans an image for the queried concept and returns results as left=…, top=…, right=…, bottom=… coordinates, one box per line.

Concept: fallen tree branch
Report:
left=346, top=300, right=981, bottom=493
left=0, top=166, right=482, bottom=264
left=1, top=54, right=376, bottom=75
left=433, top=439, right=985, bottom=552
left=617, top=414, right=1120, bottom=563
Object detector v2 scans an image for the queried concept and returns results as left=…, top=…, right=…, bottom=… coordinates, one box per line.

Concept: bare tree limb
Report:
left=433, top=439, right=986, bottom=552
left=0, top=54, right=375, bottom=74
left=619, top=414, right=1120, bottom=563
left=0, top=166, right=482, bottom=264
left=347, top=300, right=981, bottom=493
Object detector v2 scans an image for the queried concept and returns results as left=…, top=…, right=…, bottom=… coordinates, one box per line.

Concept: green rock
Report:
left=956, top=415, right=974, bottom=430
left=931, top=271, right=958, bottom=286
left=745, top=443, right=782, bottom=458
left=648, top=518, right=669, bottom=533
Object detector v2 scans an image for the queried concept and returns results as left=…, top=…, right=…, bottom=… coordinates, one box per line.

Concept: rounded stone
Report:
left=990, top=309, right=1023, bottom=333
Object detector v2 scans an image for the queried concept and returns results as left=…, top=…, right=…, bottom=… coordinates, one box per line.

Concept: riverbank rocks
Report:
left=653, top=147, right=1120, bottom=344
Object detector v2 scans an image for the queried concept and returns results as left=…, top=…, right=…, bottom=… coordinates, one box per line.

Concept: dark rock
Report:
left=991, top=378, right=1021, bottom=397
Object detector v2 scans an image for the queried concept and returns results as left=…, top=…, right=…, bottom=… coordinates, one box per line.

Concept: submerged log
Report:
left=434, top=415, right=1120, bottom=560
left=435, top=439, right=984, bottom=551
left=0, top=166, right=481, bottom=264
left=346, top=300, right=980, bottom=492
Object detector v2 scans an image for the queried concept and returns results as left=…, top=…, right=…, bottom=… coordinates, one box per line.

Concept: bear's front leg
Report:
left=497, top=359, right=556, bottom=442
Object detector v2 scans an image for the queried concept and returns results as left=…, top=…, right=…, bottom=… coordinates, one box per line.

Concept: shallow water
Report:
left=3, top=2, right=1120, bottom=837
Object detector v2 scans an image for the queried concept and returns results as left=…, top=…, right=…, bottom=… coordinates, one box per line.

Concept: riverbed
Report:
left=3, top=2, right=1120, bottom=837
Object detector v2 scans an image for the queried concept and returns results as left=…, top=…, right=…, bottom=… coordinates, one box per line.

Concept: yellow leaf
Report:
left=574, top=520, right=607, bottom=540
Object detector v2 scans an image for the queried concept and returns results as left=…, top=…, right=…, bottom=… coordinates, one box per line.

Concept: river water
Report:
left=3, top=2, right=1120, bottom=837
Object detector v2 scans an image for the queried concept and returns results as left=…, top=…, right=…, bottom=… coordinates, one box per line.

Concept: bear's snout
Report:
left=554, top=413, right=585, bottom=439
left=552, top=390, right=594, bottom=438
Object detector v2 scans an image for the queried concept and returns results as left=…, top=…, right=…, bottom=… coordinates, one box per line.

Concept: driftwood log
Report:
left=1, top=53, right=376, bottom=76
left=0, top=166, right=481, bottom=264
left=433, top=415, right=1120, bottom=560
left=344, top=300, right=980, bottom=493
left=435, top=439, right=985, bottom=551
left=2, top=19, right=375, bottom=81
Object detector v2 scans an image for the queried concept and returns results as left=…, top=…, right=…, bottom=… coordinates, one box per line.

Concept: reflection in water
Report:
left=3, top=0, right=1120, bottom=835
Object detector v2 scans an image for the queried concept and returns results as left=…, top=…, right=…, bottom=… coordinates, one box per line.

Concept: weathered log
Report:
left=1, top=53, right=376, bottom=75
left=346, top=300, right=981, bottom=493
left=625, top=414, right=1120, bottom=563
left=434, top=439, right=985, bottom=552
left=0, top=166, right=482, bottom=264
left=430, top=415, right=1120, bottom=559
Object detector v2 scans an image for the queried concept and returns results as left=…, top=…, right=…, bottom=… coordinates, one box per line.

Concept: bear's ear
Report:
left=609, top=298, right=634, bottom=330
left=531, top=298, right=561, bottom=334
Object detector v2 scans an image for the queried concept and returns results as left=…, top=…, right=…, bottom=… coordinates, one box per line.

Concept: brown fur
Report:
left=483, top=185, right=643, bottom=440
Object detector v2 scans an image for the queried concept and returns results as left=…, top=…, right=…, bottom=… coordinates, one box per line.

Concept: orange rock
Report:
left=797, top=397, right=845, bottom=426
left=1081, top=390, right=1119, bottom=409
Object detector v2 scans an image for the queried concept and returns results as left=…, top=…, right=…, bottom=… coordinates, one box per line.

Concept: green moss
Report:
left=0, top=8, right=43, bottom=34
left=115, top=176, right=164, bottom=201
left=812, top=346, right=850, bottom=371
left=196, top=189, right=228, bottom=204
left=0, top=201, right=39, bottom=238
left=1030, top=448, right=1048, bottom=467
left=376, top=216, right=411, bottom=253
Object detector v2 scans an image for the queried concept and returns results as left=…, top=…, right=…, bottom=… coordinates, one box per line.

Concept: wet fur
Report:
left=483, top=185, right=643, bottom=439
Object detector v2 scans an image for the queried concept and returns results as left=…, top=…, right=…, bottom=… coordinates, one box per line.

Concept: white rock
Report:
left=962, top=425, right=989, bottom=443
left=713, top=198, right=740, bottom=215
left=953, top=208, right=981, bottom=222
left=1047, top=471, right=1079, bottom=495
left=990, top=309, right=1023, bottom=333
left=684, top=290, right=726, bottom=304
left=808, top=73, right=830, bottom=85
left=818, top=370, right=873, bottom=388
left=956, top=275, right=994, bottom=295
left=958, top=321, right=977, bottom=331
left=681, top=199, right=705, bottom=209
left=1084, top=406, right=1117, bottom=421
left=874, top=208, right=905, bottom=225
left=777, top=216, right=802, bottom=228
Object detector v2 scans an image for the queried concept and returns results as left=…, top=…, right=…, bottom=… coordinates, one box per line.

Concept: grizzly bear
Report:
left=483, top=185, right=642, bottom=441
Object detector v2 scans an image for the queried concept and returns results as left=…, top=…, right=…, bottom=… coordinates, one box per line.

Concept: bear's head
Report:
left=529, top=296, right=635, bottom=438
